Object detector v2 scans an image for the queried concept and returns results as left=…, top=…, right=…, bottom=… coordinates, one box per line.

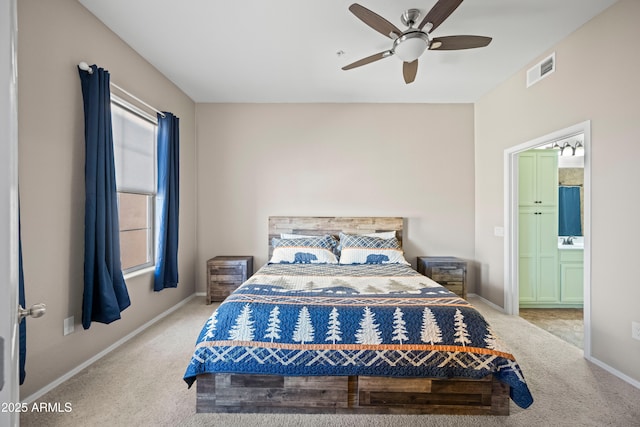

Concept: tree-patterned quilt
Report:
left=184, top=263, right=533, bottom=409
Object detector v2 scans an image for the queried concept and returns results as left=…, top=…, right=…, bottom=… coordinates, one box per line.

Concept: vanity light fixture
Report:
left=572, top=141, right=584, bottom=156
left=552, top=140, right=584, bottom=157
left=545, top=139, right=584, bottom=156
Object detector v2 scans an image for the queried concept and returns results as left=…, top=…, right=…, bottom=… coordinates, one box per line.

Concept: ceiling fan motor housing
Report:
left=401, top=8, right=422, bottom=27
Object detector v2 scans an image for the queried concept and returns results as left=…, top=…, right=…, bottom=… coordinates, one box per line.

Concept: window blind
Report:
left=111, top=101, right=156, bottom=194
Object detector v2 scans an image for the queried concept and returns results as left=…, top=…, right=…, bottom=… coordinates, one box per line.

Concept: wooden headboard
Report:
left=268, top=216, right=403, bottom=258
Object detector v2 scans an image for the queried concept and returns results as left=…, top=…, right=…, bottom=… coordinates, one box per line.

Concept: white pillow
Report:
left=270, top=247, right=338, bottom=264
left=339, top=247, right=409, bottom=265
left=269, top=235, right=338, bottom=264
left=337, top=233, right=409, bottom=265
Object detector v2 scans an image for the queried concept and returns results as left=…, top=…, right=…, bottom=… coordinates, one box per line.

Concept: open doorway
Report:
left=503, top=121, right=592, bottom=358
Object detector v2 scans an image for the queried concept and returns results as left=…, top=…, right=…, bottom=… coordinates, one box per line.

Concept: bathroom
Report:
left=518, top=134, right=584, bottom=348
left=557, top=135, right=584, bottom=251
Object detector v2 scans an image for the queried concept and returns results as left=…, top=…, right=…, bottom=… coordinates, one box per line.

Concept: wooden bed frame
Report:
left=196, top=216, right=510, bottom=415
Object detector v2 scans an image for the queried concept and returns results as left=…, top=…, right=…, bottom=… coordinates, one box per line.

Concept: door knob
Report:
left=18, top=303, right=46, bottom=321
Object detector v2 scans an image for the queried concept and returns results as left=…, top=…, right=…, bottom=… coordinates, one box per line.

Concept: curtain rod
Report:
left=78, top=62, right=166, bottom=118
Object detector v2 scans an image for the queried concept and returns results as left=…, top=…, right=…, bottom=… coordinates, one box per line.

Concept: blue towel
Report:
left=559, top=186, right=582, bottom=236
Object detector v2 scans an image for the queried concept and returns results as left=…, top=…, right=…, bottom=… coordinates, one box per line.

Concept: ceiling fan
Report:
left=341, top=0, right=492, bottom=84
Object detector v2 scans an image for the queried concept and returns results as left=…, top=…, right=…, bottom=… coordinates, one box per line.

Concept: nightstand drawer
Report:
left=210, top=284, right=241, bottom=301
left=417, top=256, right=467, bottom=299
left=431, top=266, right=464, bottom=283
left=444, top=283, right=464, bottom=296
left=209, top=265, right=245, bottom=282
left=206, top=256, right=253, bottom=304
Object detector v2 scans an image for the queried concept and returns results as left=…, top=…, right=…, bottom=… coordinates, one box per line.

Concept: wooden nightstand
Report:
left=417, top=256, right=467, bottom=299
left=206, top=256, right=253, bottom=304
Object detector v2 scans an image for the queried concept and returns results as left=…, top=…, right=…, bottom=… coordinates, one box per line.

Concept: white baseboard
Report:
left=22, top=293, right=198, bottom=404
left=467, top=294, right=640, bottom=391
left=586, top=354, right=640, bottom=390
left=467, top=293, right=506, bottom=313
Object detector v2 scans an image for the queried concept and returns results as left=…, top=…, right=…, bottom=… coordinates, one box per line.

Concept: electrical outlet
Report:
left=632, top=321, right=640, bottom=341
left=63, top=316, right=75, bottom=336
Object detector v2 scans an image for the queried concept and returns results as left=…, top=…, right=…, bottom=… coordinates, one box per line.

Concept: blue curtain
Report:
left=18, top=203, right=26, bottom=385
left=558, top=186, right=582, bottom=236
left=78, top=64, right=130, bottom=329
left=154, top=112, right=180, bottom=291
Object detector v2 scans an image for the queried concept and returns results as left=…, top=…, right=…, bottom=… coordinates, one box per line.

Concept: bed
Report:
left=184, top=216, right=533, bottom=415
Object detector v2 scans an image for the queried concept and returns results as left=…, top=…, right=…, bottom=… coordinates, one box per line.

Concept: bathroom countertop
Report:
left=558, top=236, right=583, bottom=250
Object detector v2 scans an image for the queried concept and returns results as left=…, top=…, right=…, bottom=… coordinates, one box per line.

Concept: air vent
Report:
left=526, top=52, right=555, bottom=88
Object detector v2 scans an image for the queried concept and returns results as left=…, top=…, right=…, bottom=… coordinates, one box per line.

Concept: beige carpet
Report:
left=21, top=296, right=640, bottom=427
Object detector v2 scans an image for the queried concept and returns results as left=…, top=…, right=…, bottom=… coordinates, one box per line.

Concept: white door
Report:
left=1, top=0, right=19, bottom=425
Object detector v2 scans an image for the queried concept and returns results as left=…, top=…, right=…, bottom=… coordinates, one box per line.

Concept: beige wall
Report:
left=196, top=103, right=476, bottom=290
left=18, top=0, right=197, bottom=398
left=475, top=0, right=640, bottom=382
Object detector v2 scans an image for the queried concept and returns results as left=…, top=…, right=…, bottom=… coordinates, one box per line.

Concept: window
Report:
left=111, top=96, right=157, bottom=273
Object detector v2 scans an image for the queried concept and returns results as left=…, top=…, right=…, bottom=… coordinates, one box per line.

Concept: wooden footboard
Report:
left=196, top=373, right=510, bottom=415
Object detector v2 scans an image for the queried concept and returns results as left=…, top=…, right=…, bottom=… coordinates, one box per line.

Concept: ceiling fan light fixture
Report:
left=393, top=31, right=429, bottom=62
left=342, top=2, right=492, bottom=81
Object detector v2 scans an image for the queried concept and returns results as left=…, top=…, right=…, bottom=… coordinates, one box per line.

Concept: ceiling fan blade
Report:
left=349, top=3, right=402, bottom=39
left=403, top=60, right=418, bottom=84
left=429, top=35, right=492, bottom=50
left=418, top=0, right=463, bottom=32
left=342, top=51, right=392, bottom=70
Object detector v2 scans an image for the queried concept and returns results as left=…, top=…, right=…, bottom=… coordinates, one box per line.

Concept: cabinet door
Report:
left=518, top=151, right=558, bottom=207
left=537, top=254, right=559, bottom=301
left=519, top=209, right=558, bottom=303
left=536, top=151, right=559, bottom=206
left=518, top=256, right=537, bottom=302
left=518, top=211, right=537, bottom=302
left=536, top=210, right=559, bottom=302
left=561, top=263, right=584, bottom=303
left=518, top=153, right=536, bottom=206
left=538, top=209, right=559, bottom=256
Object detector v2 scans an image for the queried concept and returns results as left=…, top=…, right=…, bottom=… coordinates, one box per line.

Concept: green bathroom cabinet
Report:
left=519, top=208, right=559, bottom=304
left=519, top=150, right=559, bottom=306
left=559, top=249, right=584, bottom=304
left=518, top=150, right=558, bottom=207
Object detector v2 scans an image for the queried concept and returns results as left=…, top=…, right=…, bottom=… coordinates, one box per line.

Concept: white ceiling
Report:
left=78, top=0, right=617, bottom=103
